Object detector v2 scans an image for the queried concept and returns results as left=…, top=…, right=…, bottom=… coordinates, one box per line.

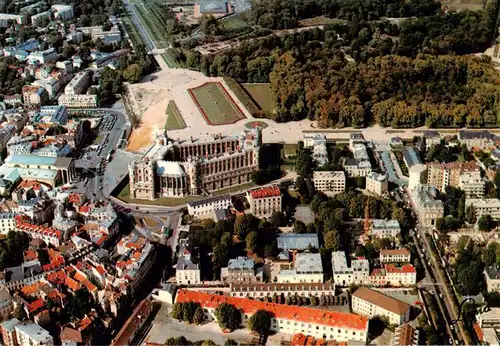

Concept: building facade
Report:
left=366, top=172, right=388, bottom=196
left=466, top=198, right=500, bottom=220
left=222, top=257, right=262, bottom=284
left=380, top=249, right=411, bottom=263
left=176, top=290, right=369, bottom=343
left=229, top=282, right=336, bottom=299
left=313, top=171, right=345, bottom=196
left=175, top=248, right=200, bottom=285
left=129, top=129, right=261, bottom=199
left=331, top=251, right=369, bottom=286
left=371, top=219, right=401, bottom=238
left=411, top=184, right=444, bottom=227
left=247, top=185, right=282, bottom=218
left=426, top=161, right=479, bottom=192
left=352, top=287, right=411, bottom=326
left=459, top=171, right=485, bottom=198
left=277, top=253, right=323, bottom=283
left=187, top=195, right=231, bottom=219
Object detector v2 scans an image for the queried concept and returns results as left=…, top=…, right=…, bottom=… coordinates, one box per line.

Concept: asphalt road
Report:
left=123, top=0, right=155, bottom=52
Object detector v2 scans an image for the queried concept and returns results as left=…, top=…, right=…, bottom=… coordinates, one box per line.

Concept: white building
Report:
left=459, top=172, right=485, bottom=198
left=411, top=184, right=444, bottom=227
left=0, top=213, right=16, bottom=235
left=408, top=164, right=427, bottom=191
left=28, top=48, right=58, bottom=64
left=366, top=171, right=388, bottom=196
left=64, top=71, right=91, bottom=95
left=175, top=248, right=200, bottom=285
left=78, top=25, right=122, bottom=44
left=422, top=130, right=441, bottom=150
left=303, top=134, right=328, bottom=166
left=313, top=171, right=345, bottom=196
left=352, top=287, right=411, bottom=326
left=277, top=253, right=323, bottom=283
left=31, top=10, right=51, bottom=25
left=331, top=251, right=369, bottom=286
left=466, top=198, right=500, bottom=220
left=484, top=266, right=500, bottom=292
left=176, top=289, right=369, bottom=343
left=52, top=4, right=74, bottom=21
left=187, top=195, right=231, bottom=219
left=58, top=94, right=98, bottom=108
left=15, top=322, right=54, bottom=346
left=371, top=219, right=401, bottom=239
left=0, top=14, right=24, bottom=27
left=247, top=185, right=282, bottom=218
left=477, top=307, right=500, bottom=328
left=384, top=264, right=417, bottom=286
left=380, top=249, right=411, bottom=263
left=33, top=77, right=59, bottom=100
left=229, top=282, right=336, bottom=299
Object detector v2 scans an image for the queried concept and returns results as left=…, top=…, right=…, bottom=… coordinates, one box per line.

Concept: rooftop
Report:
left=367, top=171, right=387, bottom=182
left=277, top=234, right=319, bottom=251
left=187, top=194, right=231, bottom=208
left=353, top=287, right=411, bottom=316
left=380, top=249, right=411, bottom=256
left=15, top=322, right=52, bottom=344
left=313, top=171, right=345, bottom=180
left=295, top=253, right=323, bottom=274
left=248, top=185, right=281, bottom=199
left=176, top=289, right=368, bottom=331
left=371, top=219, right=401, bottom=230
left=403, top=147, right=422, bottom=168
left=228, top=256, right=254, bottom=270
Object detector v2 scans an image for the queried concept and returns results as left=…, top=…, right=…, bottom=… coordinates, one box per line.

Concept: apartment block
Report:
left=247, top=185, right=282, bottom=218
left=15, top=322, right=53, bottom=346
left=277, top=253, right=323, bottom=283
left=458, top=130, right=496, bottom=150
left=459, top=171, right=485, bottom=198
left=176, top=290, right=369, bottom=343
left=22, top=85, right=49, bottom=106
left=65, top=71, right=91, bottom=95
left=221, top=257, right=262, bottom=284
left=466, top=198, right=500, bottom=220
left=313, top=171, right=345, bottom=196
left=331, top=251, right=369, bottom=286
left=422, top=130, right=441, bottom=150
left=58, top=94, right=98, bottom=108
left=393, top=324, right=419, bottom=346
left=380, top=249, right=411, bottom=263
left=384, top=264, right=417, bottom=286
left=366, top=171, right=388, bottom=196
left=411, top=185, right=444, bottom=227
left=352, top=287, right=411, bottom=326
left=371, top=219, right=401, bottom=239
left=426, top=161, right=479, bottom=192
left=187, top=194, right=231, bottom=219
left=229, top=282, right=335, bottom=299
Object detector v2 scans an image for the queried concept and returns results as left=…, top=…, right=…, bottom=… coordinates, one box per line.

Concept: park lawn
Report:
left=189, top=82, right=245, bottom=125
left=242, top=83, right=275, bottom=114
left=116, top=183, right=198, bottom=206
left=143, top=217, right=160, bottom=227
left=165, top=100, right=186, bottom=130
left=223, top=78, right=259, bottom=116
left=222, top=15, right=250, bottom=31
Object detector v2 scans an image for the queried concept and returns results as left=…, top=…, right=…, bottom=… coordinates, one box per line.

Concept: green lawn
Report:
left=222, top=16, right=250, bottom=31
left=165, top=100, right=186, bottom=130
left=242, top=83, right=275, bottom=114
left=117, top=183, right=198, bottom=206
left=223, top=78, right=260, bottom=116
left=122, top=16, right=143, bottom=47
left=189, top=82, right=245, bottom=125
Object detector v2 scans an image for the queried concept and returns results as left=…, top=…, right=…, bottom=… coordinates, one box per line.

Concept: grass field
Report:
left=242, top=83, right=275, bottom=114
left=134, top=2, right=171, bottom=49
left=189, top=82, right=246, bottom=125
left=223, top=78, right=260, bottom=116
left=222, top=15, right=250, bottom=31
left=440, top=0, right=484, bottom=10
left=165, top=100, right=186, bottom=130
left=122, top=16, right=143, bottom=47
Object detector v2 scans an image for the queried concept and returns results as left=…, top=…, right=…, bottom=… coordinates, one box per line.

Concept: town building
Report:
left=31, top=10, right=51, bottom=25
left=0, top=289, right=13, bottom=320
left=366, top=171, right=388, bottom=196
left=111, top=298, right=153, bottom=346
left=15, top=215, right=64, bottom=247
left=22, top=86, right=49, bottom=106
left=129, top=130, right=261, bottom=199
left=0, top=14, right=24, bottom=27
left=52, top=4, right=74, bottom=21
left=477, top=307, right=500, bottom=328
left=344, top=140, right=372, bottom=177
left=277, top=234, right=319, bottom=251
left=459, top=171, right=485, bottom=198
left=221, top=257, right=262, bottom=284
left=331, top=251, right=369, bottom=286
left=0, top=213, right=16, bottom=234
left=352, top=287, right=411, bottom=326
left=3, top=94, right=22, bottom=107
left=15, top=322, right=53, bottom=346
left=65, top=71, right=91, bottom=95
left=175, top=247, right=200, bottom=285
left=33, top=106, right=68, bottom=125
left=1, top=318, right=20, bottom=346
left=458, top=130, right=496, bottom=150
left=313, top=171, right=345, bottom=196
left=371, top=219, right=401, bottom=239
left=393, top=324, right=419, bottom=346
left=0, top=260, right=44, bottom=290
left=229, top=282, right=336, bottom=299
left=484, top=266, right=500, bottom=292
left=411, top=184, right=444, bottom=227
left=79, top=25, right=122, bottom=44
left=303, top=134, right=328, bottom=166
left=384, top=264, right=417, bottom=286
left=32, top=77, right=60, bottom=100
left=380, top=249, right=411, bottom=263
left=422, top=130, right=441, bottom=150
left=403, top=147, right=422, bottom=168
left=408, top=164, right=427, bottom=190
left=466, top=198, right=500, bottom=220
left=58, top=94, right=98, bottom=108
left=186, top=195, right=231, bottom=219
left=247, top=185, right=282, bottom=218
left=277, top=253, right=323, bottom=283
left=28, top=48, right=58, bottom=64
left=426, top=161, right=480, bottom=192
left=176, top=290, right=369, bottom=343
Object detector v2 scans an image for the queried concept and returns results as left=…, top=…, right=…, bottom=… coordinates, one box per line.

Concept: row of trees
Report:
left=248, top=0, right=440, bottom=29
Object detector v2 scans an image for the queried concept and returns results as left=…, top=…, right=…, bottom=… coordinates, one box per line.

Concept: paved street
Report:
left=123, top=0, right=155, bottom=52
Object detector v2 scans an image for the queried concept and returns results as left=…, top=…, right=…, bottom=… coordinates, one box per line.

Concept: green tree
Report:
left=214, top=303, right=241, bottom=332
left=248, top=309, right=272, bottom=336
left=201, top=341, right=217, bottom=346
left=456, top=261, right=484, bottom=295
left=123, top=63, right=142, bottom=83
left=483, top=243, right=498, bottom=267
left=270, top=211, right=286, bottom=227
left=193, top=306, right=205, bottom=325
left=199, top=14, right=221, bottom=36
left=324, top=230, right=341, bottom=251
left=171, top=303, right=183, bottom=321
left=466, top=205, right=477, bottom=224
left=293, top=220, right=307, bottom=234
left=264, top=243, right=278, bottom=259
left=296, top=150, right=315, bottom=178
left=224, top=339, right=238, bottom=346
left=478, top=215, right=494, bottom=231
left=246, top=231, right=258, bottom=253
left=234, top=214, right=259, bottom=239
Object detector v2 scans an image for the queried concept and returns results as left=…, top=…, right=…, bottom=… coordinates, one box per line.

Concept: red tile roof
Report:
left=176, top=290, right=368, bottom=331
left=380, top=249, right=411, bottom=256
left=60, top=327, right=83, bottom=343
left=292, top=333, right=307, bottom=346
left=65, top=276, right=80, bottom=292
left=95, top=266, right=106, bottom=275
left=28, top=298, right=45, bottom=313
left=46, top=270, right=67, bottom=285
left=15, top=215, right=61, bottom=239
left=384, top=264, right=416, bottom=274
left=23, top=249, right=38, bottom=262
left=249, top=185, right=281, bottom=199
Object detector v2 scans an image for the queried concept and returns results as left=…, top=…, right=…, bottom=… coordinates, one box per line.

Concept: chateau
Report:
left=128, top=128, right=261, bottom=199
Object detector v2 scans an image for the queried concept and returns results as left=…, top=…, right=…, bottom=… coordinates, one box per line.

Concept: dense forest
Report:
left=248, top=0, right=441, bottom=29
